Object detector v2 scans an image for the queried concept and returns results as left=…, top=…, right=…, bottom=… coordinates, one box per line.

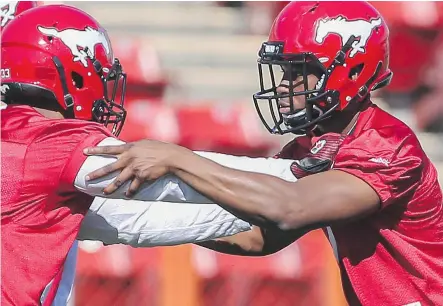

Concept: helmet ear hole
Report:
left=71, top=71, right=84, bottom=89
left=349, top=63, right=365, bottom=80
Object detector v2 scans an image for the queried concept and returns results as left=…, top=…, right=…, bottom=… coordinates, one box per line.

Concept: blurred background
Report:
left=44, top=1, right=443, bottom=305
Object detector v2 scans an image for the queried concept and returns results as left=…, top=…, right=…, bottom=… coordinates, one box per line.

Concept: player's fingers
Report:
left=85, top=157, right=127, bottom=181
left=103, top=167, right=135, bottom=194
left=125, top=177, right=143, bottom=198
left=83, top=143, right=133, bottom=156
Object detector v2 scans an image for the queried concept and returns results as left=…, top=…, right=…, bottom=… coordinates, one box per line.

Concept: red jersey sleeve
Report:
left=28, top=120, right=113, bottom=202
left=58, top=124, right=113, bottom=191
left=333, top=128, right=424, bottom=209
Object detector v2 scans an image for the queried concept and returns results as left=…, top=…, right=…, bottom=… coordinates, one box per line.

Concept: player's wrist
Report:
left=167, top=144, right=195, bottom=173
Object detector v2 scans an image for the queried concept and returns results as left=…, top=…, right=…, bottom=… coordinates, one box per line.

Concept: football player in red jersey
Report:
left=1, top=4, right=309, bottom=305
left=84, top=1, right=443, bottom=305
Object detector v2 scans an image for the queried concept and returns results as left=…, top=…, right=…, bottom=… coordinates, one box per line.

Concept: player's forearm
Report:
left=78, top=197, right=252, bottom=247
left=197, top=226, right=267, bottom=256
left=197, top=226, right=308, bottom=256
left=196, top=240, right=265, bottom=256
left=171, top=150, right=300, bottom=228
left=75, top=137, right=213, bottom=203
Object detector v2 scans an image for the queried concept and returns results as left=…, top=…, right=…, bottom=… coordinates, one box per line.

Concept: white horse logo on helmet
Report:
left=315, top=16, right=382, bottom=58
left=0, top=1, right=19, bottom=27
left=37, top=26, right=111, bottom=68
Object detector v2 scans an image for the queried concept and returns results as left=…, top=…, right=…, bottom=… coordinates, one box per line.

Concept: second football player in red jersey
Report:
left=84, top=2, right=443, bottom=305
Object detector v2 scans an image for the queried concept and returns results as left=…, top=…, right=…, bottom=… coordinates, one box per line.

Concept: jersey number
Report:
left=1, top=68, right=11, bottom=79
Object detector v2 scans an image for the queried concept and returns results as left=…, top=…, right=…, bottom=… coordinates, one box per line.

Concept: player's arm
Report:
left=181, top=160, right=382, bottom=230
left=77, top=196, right=252, bottom=247
left=83, top=140, right=381, bottom=231
left=75, top=137, right=300, bottom=246
left=196, top=225, right=310, bottom=256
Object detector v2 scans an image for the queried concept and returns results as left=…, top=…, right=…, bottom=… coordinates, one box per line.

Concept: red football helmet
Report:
left=0, top=1, right=38, bottom=29
left=1, top=4, right=127, bottom=135
left=253, top=1, right=393, bottom=134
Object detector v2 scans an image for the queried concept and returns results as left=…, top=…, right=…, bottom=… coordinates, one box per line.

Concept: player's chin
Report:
left=278, top=99, right=305, bottom=115
left=279, top=107, right=305, bottom=116
left=279, top=107, right=291, bottom=114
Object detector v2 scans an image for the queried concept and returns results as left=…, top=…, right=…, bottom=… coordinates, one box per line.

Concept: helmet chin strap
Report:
left=52, top=56, right=75, bottom=118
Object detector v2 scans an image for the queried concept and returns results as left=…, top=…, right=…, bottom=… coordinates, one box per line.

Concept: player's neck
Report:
left=315, top=112, right=359, bottom=136
left=341, top=112, right=360, bottom=135
left=33, top=107, right=64, bottom=119
left=315, top=102, right=365, bottom=135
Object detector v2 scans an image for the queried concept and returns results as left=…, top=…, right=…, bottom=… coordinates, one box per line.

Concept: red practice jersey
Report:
left=1, top=105, right=112, bottom=305
left=277, top=103, right=443, bottom=306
